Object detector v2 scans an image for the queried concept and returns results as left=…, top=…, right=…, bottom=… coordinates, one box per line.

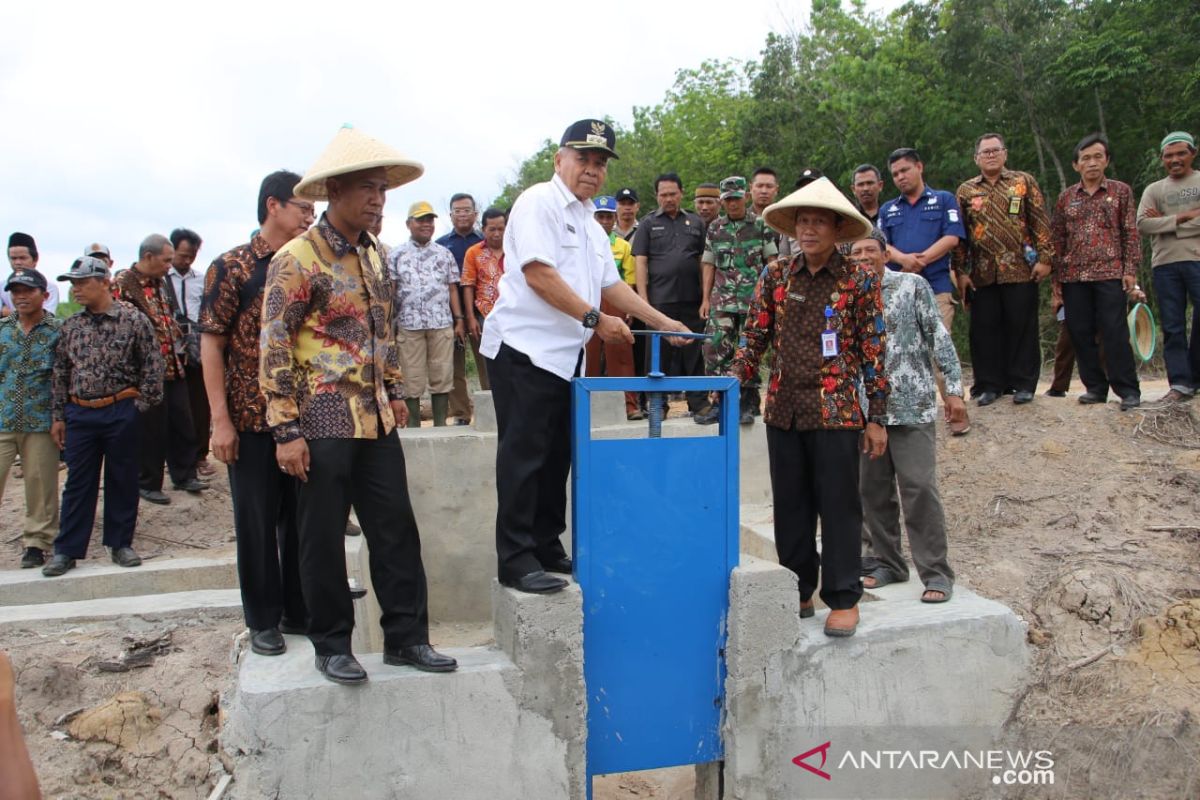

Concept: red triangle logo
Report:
left=792, top=741, right=832, bottom=781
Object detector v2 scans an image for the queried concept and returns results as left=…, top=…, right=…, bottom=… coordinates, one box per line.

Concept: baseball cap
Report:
left=4, top=269, right=48, bottom=292
left=593, top=196, right=617, bottom=213
left=560, top=119, right=619, bottom=159
left=719, top=176, right=747, bottom=200
left=407, top=201, right=437, bottom=220
left=84, top=243, right=111, bottom=258
left=794, top=168, right=825, bottom=189
left=57, top=256, right=110, bottom=282
left=615, top=187, right=639, bottom=204
left=1161, top=131, right=1196, bottom=152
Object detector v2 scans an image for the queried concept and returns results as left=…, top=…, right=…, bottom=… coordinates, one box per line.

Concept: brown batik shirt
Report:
left=953, top=169, right=1053, bottom=287
left=199, top=234, right=276, bottom=433
left=260, top=215, right=404, bottom=443
left=730, top=251, right=888, bottom=431
left=52, top=301, right=164, bottom=419
left=112, top=266, right=185, bottom=380
left=1050, top=178, right=1141, bottom=284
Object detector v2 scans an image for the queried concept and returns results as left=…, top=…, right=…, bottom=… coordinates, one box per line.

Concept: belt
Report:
left=70, top=388, right=140, bottom=408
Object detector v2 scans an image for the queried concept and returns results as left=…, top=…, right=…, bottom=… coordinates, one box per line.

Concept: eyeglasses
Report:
left=977, top=147, right=1006, bottom=157
left=451, top=207, right=476, bottom=215
left=287, top=200, right=316, bottom=215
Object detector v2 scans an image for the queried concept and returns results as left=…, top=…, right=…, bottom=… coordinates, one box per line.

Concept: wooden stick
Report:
left=1145, top=525, right=1200, bottom=533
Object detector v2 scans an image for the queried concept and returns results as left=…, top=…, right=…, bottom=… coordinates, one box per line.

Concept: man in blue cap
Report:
left=0, top=268, right=61, bottom=568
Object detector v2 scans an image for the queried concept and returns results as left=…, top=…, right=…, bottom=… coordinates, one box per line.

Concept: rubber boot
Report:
left=405, top=398, right=421, bottom=428
left=431, top=393, right=449, bottom=427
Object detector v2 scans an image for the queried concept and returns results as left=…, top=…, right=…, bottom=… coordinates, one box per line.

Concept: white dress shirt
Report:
left=167, top=265, right=206, bottom=323
left=481, top=173, right=620, bottom=380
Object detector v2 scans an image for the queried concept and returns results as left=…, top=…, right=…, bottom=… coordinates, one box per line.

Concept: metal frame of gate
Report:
left=572, top=333, right=740, bottom=797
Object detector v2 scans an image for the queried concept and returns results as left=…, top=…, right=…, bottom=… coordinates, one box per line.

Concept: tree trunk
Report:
left=1094, top=86, right=1108, bottom=139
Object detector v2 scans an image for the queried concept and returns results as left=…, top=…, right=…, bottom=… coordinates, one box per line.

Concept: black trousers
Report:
left=766, top=425, right=864, bottom=610
left=298, top=431, right=429, bottom=656
left=184, top=364, right=211, bottom=462
left=969, top=282, right=1040, bottom=394
left=139, top=378, right=197, bottom=490
left=650, top=300, right=707, bottom=412
left=228, top=431, right=306, bottom=631
left=1062, top=280, right=1140, bottom=400
left=486, top=343, right=572, bottom=581
left=55, top=399, right=140, bottom=557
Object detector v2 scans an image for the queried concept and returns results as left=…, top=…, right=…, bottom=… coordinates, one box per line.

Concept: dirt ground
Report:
left=3, top=377, right=1200, bottom=798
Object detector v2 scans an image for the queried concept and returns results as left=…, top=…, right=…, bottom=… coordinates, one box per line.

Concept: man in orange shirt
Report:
left=461, top=208, right=507, bottom=391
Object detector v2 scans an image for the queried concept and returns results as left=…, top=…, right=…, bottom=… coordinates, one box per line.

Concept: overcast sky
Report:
left=1, top=0, right=827, bottom=274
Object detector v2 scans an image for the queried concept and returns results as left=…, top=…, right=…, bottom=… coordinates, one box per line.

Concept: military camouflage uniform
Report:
left=702, top=210, right=778, bottom=386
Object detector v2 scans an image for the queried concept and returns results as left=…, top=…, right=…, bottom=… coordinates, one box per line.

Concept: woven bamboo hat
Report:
left=762, top=177, right=872, bottom=244
left=293, top=124, right=424, bottom=201
left=1128, top=302, right=1157, bottom=363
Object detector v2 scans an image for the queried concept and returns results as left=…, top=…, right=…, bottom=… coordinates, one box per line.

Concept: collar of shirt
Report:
left=971, top=169, right=1016, bottom=186
left=788, top=251, right=848, bottom=278
left=0, top=309, right=56, bottom=330
left=249, top=233, right=274, bottom=260
left=86, top=304, right=123, bottom=319
left=127, top=266, right=161, bottom=288
left=1072, top=178, right=1111, bottom=196
left=168, top=266, right=196, bottom=281
left=316, top=213, right=374, bottom=258
left=901, top=186, right=937, bottom=207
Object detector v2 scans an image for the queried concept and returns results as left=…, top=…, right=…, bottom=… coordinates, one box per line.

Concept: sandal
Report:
left=921, top=584, right=953, bottom=603
left=863, top=567, right=903, bottom=590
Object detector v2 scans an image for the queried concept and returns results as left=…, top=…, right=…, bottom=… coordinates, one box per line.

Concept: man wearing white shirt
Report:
left=166, top=228, right=213, bottom=475
left=480, top=119, right=690, bottom=594
left=3, top=233, right=59, bottom=317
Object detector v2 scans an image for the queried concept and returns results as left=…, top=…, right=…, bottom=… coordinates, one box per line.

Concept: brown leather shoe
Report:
left=824, top=606, right=860, bottom=637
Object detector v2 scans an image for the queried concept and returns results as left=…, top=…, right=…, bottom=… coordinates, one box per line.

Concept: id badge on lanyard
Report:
left=821, top=305, right=838, bottom=357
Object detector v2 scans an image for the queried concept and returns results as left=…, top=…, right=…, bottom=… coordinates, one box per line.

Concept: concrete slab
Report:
left=739, top=503, right=776, bottom=561
left=222, top=608, right=579, bottom=798
left=722, top=557, right=1029, bottom=800
left=0, top=554, right=237, bottom=607
left=0, top=589, right=241, bottom=626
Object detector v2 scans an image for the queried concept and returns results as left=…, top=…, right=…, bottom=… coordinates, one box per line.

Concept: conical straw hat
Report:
left=1127, top=302, right=1157, bottom=364
left=762, top=177, right=872, bottom=244
left=294, top=124, right=424, bottom=201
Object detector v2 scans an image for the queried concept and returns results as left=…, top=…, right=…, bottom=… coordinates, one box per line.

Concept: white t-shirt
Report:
left=481, top=173, right=620, bottom=380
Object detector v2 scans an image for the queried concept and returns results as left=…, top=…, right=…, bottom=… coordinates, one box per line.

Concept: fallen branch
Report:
left=1145, top=525, right=1200, bottom=534
left=134, top=532, right=208, bottom=549
left=1060, top=644, right=1115, bottom=674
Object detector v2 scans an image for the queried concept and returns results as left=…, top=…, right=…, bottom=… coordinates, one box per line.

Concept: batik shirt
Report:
left=260, top=215, right=404, bottom=443
left=877, top=269, right=962, bottom=426
left=199, top=234, right=275, bottom=433
left=1050, top=179, right=1141, bottom=283
left=461, top=242, right=505, bottom=317
left=52, top=302, right=163, bottom=419
left=386, top=239, right=460, bottom=330
left=730, top=252, right=888, bottom=431
left=953, top=169, right=1053, bottom=287
left=703, top=211, right=778, bottom=314
left=0, top=311, right=61, bottom=432
left=112, top=267, right=185, bottom=380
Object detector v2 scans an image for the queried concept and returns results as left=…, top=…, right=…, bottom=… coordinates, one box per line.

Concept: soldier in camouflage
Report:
left=697, top=176, right=778, bottom=425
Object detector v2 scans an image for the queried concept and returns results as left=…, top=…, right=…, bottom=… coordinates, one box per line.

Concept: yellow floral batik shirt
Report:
left=259, top=215, right=404, bottom=443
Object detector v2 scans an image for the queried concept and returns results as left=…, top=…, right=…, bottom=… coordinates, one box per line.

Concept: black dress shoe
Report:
left=1120, top=395, right=1141, bottom=411
left=1044, top=389, right=1066, bottom=398
left=172, top=478, right=208, bottom=493
left=383, top=644, right=458, bottom=673
left=1078, top=392, right=1107, bottom=405
left=976, top=391, right=999, bottom=407
left=111, top=546, right=142, bottom=567
left=41, top=554, right=75, bottom=577
left=693, top=404, right=720, bottom=425
left=541, top=557, right=573, bottom=575
left=500, top=570, right=568, bottom=594
left=250, top=628, right=286, bottom=656
left=278, top=617, right=308, bottom=635
left=1013, top=390, right=1034, bottom=405
left=315, top=654, right=368, bottom=685
left=20, top=547, right=44, bottom=569
left=139, top=489, right=171, bottom=505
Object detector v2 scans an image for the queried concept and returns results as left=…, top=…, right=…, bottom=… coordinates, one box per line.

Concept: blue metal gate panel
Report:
left=572, top=373, right=739, bottom=788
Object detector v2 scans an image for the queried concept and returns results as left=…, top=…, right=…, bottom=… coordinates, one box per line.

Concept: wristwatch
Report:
left=582, top=307, right=601, bottom=329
